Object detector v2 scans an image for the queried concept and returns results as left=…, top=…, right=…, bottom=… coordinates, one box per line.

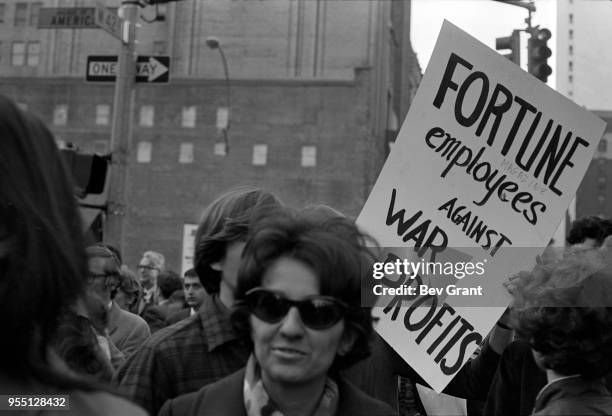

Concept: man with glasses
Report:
left=136, top=250, right=165, bottom=315
left=87, top=245, right=150, bottom=358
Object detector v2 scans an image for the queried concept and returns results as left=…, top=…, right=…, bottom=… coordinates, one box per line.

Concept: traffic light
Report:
left=496, top=30, right=521, bottom=66
left=528, top=28, right=552, bottom=82
left=60, top=149, right=109, bottom=197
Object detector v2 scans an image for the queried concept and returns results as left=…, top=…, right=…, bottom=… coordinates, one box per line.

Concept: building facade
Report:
left=556, top=0, right=612, bottom=221
left=0, top=0, right=421, bottom=271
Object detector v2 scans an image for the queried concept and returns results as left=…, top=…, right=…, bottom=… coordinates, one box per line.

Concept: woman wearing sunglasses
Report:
left=159, top=208, right=395, bottom=416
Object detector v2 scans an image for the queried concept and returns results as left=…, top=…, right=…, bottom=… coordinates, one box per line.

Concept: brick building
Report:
left=0, top=0, right=422, bottom=271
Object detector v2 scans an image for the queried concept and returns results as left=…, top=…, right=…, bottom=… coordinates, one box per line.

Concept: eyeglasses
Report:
left=137, top=264, right=159, bottom=271
left=244, top=288, right=347, bottom=330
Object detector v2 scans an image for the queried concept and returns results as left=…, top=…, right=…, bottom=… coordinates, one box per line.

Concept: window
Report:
left=96, top=104, right=111, bottom=125
left=153, top=41, right=166, bottom=55
left=179, top=143, right=194, bottom=163
left=139, top=105, right=154, bottom=127
left=569, top=61, right=573, bottom=71
left=26, top=41, right=40, bottom=66
left=301, top=146, right=317, bottom=167
left=216, top=107, right=229, bottom=130
left=569, top=29, right=573, bottom=40
left=569, top=75, right=573, bottom=83
left=569, top=45, right=573, bottom=56
left=0, top=3, right=6, bottom=23
left=569, top=13, right=573, bottom=24
left=252, top=144, right=267, bottom=166
left=29, top=2, right=41, bottom=26
left=53, top=104, right=68, bottom=126
left=14, top=3, right=27, bottom=26
left=181, top=106, right=196, bottom=128
left=11, top=41, right=25, bottom=66
left=214, top=142, right=227, bottom=156
left=137, top=141, right=152, bottom=163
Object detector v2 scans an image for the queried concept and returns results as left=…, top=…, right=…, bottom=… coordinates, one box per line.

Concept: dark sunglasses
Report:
left=244, top=288, right=347, bottom=330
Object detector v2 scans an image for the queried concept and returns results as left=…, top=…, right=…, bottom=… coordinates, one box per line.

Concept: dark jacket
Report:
left=158, top=368, right=397, bottom=416
left=166, top=308, right=191, bottom=325
left=533, top=376, right=612, bottom=415
left=483, top=340, right=612, bottom=416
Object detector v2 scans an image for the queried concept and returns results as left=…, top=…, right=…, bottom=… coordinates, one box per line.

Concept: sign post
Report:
left=104, top=1, right=138, bottom=253
left=357, top=20, right=606, bottom=392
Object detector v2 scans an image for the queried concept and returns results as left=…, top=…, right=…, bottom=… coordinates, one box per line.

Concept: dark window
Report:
left=0, top=4, right=6, bottom=23
left=29, top=3, right=41, bottom=27
left=15, top=3, right=27, bottom=26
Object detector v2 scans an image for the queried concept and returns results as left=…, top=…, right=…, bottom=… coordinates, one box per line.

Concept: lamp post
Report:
left=206, top=37, right=231, bottom=154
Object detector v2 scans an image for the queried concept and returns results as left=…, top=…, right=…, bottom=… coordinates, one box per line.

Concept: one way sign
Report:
left=86, top=55, right=170, bottom=83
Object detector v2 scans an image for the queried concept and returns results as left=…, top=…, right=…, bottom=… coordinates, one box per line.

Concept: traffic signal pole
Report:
left=105, top=0, right=139, bottom=251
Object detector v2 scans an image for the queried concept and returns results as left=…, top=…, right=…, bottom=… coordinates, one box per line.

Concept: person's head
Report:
left=194, top=188, right=281, bottom=299
left=86, top=245, right=122, bottom=305
left=168, top=289, right=187, bottom=312
left=0, top=96, right=87, bottom=380
left=232, top=207, right=376, bottom=389
left=137, top=250, right=165, bottom=289
left=512, top=257, right=612, bottom=379
left=183, top=269, right=206, bottom=310
left=566, top=216, right=612, bottom=249
left=114, top=265, right=142, bottom=313
left=157, top=270, right=183, bottom=301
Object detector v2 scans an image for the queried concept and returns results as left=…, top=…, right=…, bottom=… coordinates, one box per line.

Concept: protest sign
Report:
left=356, top=20, right=606, bottom=391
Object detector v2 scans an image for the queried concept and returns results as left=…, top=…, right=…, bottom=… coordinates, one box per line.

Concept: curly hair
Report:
left=566, top=216, right=612, bottom=246
left=193, top=187, right=281, bottom=294
left=231, top=206, right=378, bottom=373
left=512, top=258, right=612, bottom=378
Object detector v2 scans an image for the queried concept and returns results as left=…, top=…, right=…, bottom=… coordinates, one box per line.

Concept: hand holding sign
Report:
left=357, top=20, right=605, bottom=391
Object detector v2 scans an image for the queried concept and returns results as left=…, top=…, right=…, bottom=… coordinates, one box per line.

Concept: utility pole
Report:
left=105, top=0, right=139, bottom=250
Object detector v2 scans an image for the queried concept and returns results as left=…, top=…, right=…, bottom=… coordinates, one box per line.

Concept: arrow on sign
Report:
left=137, top=57, right=169, bottom=82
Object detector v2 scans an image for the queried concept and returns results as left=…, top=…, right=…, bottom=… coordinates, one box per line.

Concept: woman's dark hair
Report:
left=194, top=187, right=281, bottom=294
left=566, top=216, right=612, bottom=246
left=232, top=206, right=378, bottom=372
left=512, top=257, right=612, bottom=378
left=157, top=270, right=183, bottom=299
left=0, top=96, right=89, bottom=387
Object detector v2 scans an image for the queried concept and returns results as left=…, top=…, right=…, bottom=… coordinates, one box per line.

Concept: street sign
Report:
left=94, top=3, right=124, bottom=42
left=38, top=7, right=96, bottom=29
left=86, top=55, right=170, bottom=83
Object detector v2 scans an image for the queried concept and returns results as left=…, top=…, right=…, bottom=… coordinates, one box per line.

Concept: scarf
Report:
left=243, top=355, right=339, bottom=416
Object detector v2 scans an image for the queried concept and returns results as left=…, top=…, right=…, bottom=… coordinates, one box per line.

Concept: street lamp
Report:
left=206, top=36, right=231, bottom=154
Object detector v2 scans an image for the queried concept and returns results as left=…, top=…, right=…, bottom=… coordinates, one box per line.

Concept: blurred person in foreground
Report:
left=509, top=255, right=612, bottom=415
left=160, top=207, right=395, bottom=416
left=166, top=269, right=207, bottom=325
left=0, top=95, right=145, bottom=415
left=483, top=216, right=612, bottom=416
left=115, top=188, right=282, bottom=415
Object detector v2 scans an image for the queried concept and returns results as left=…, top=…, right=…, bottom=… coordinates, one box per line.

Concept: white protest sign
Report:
left=357, top=21, right=606, bottom=392
left=181, top=223, right=198, bottom=276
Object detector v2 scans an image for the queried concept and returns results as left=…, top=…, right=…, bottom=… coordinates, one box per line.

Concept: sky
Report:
left=411, top=0, right=556, bottom=87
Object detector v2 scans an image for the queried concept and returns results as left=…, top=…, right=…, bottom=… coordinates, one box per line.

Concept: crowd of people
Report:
left=1, top=93, right=612, bottom=416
